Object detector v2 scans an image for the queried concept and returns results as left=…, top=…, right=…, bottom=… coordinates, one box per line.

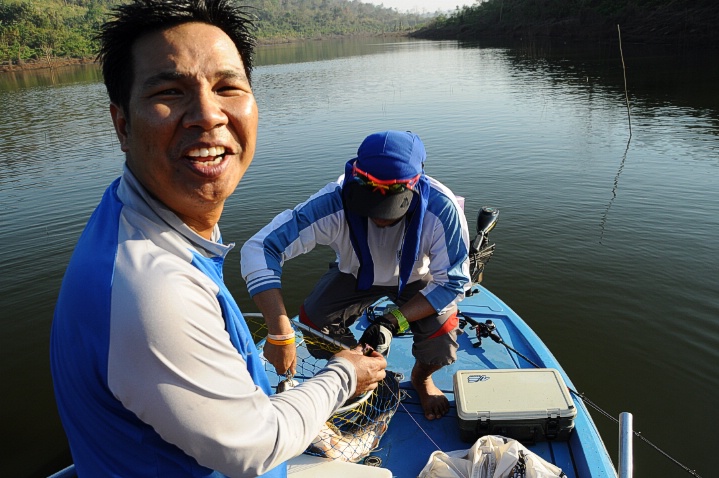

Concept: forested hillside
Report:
left=414, top=0, right=719, bottom=48
left=0, top=0, right=430, bottom=67
left=7, top=0, right=715, bottom=71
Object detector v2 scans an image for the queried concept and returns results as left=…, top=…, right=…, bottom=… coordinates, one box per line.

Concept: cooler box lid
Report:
left=453, top=368, right=576, bottom=421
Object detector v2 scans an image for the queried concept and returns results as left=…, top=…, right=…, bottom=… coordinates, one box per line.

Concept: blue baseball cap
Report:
left=344, top=131, right=426, bottom=220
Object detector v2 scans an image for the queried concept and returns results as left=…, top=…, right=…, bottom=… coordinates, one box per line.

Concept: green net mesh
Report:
left=246, top=313, right=401, bottom=463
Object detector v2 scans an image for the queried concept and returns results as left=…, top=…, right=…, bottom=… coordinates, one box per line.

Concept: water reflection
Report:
left=256, top=35, right=415, bottom=66
left=2, top=38, right=718, bottom=478
left=500, top=39, right=719, bottom=121
left=599, top=138, right=630, bottom=244
left=0, top=63, right=102, bottom=91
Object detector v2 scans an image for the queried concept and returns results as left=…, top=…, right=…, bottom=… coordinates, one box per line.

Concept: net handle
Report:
left=292, top=319, right=374, bottom=412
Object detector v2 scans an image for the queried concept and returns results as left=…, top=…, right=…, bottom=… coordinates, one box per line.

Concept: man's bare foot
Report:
left=411, top=362, right=449, bottom=420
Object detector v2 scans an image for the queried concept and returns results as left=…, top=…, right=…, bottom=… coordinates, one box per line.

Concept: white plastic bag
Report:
left=418, top=435, right=566, bottom=478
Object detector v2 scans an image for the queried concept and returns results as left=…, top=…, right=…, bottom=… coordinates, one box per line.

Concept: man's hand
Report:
left=263, top=342, right=297, bottom=376
left=252, top=289, right=297, bottom=375
left=334, top=345, right=387, bottom=397
left=358, top=314, right=398, bottom=356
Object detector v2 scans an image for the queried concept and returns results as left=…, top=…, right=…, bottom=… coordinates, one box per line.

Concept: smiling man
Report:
left=49, top=1, right=386, bottom=477
left=112, top=22, right=257, bottom=238
left=110, top=20, right=258, bottom=238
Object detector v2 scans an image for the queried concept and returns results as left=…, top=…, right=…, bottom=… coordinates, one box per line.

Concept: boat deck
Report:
left=340, top=285, right=618, bottom=478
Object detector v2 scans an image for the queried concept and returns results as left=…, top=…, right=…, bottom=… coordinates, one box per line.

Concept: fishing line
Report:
left=570, top=391, right=702, bottom=478
left=458, top=312, right=704, bottom=478
left=391, top=385, right=444, bottom=453
left=363, top=306, right=449, bottom=454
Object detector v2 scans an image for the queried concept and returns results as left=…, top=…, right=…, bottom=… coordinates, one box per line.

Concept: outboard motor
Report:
left=468, top=206, right=499, bottom=287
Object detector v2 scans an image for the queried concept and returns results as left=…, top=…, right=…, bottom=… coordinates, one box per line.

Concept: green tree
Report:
left=0, top=0, right=434, bottom=66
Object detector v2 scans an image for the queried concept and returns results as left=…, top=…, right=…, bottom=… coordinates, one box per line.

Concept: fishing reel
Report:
left=458, top=312, right=502, bottom=348
left=468, top=206, right=499, bottom=291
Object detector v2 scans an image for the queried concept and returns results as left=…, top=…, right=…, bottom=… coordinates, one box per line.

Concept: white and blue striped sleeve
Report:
left=241, top=183, right=345, bottom=297
left=421, top=187, right=471, bottom=312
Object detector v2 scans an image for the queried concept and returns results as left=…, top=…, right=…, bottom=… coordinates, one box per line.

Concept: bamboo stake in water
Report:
left=617, top=25, right=632, bottom=139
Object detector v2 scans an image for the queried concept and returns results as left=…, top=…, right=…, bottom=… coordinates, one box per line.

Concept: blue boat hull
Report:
left=358, top=283, right=617, bottom=477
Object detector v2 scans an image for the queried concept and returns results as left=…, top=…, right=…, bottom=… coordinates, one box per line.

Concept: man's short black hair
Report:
left=97, top=0, right=257, bottom=115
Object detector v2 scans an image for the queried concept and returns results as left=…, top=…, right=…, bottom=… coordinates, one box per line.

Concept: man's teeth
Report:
left=187, top=146, right=226, bottom=158
left=192, top=155, right=223, bottom=166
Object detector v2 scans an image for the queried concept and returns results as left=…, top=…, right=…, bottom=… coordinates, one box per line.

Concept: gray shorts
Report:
left=301, top=263, right=458, bottom=366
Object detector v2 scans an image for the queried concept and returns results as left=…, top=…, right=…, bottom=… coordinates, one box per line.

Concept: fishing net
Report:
left=247, top=313, right=401, bottom=463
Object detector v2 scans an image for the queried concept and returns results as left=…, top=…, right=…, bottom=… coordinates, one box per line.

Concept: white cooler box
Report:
left=453, top=368, right=576, bottom=443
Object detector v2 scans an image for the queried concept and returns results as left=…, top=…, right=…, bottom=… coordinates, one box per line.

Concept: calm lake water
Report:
left=1, top=37, right=717, bottom=477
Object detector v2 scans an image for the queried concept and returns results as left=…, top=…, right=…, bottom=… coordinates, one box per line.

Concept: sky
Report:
left=365, top=0, right=474, bottom=14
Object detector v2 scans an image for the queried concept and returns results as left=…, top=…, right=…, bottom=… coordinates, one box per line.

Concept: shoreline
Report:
left=0, top=32, right=410, bottom=74
left=411, top=3, right=719, bottom=51
left=4, top=20, right=716, bottom=75
left=0, top=56, right=97, bottom=73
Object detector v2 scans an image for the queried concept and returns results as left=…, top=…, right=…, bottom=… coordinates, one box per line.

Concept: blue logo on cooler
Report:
left=467, top=374, right=490, bottom=383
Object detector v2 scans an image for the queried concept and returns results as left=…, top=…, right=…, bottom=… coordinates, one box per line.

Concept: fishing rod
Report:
left=457, top=313, right=704, bottom=478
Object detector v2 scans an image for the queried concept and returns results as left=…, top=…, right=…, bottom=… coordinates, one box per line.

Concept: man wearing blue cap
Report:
left=242, top=130, right=471, bottom=420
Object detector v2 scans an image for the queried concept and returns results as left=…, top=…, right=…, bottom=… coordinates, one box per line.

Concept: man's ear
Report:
left=110, top=103, right=130, bottom=153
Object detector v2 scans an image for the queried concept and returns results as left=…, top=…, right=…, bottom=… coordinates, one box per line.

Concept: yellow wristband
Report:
left=389, top=308, right=410, bottom=333
left=267, top=332, right=296, bottom=341
left=266, top=336, right=296, bottom=346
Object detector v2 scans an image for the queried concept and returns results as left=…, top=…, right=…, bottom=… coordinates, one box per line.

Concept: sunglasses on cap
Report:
left=351, top=163, right=421, bottom=195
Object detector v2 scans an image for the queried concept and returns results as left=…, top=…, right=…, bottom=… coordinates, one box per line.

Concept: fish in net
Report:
left=306, top=373, right=400, bottom=462
left=248, top=313, right=401, bottom=463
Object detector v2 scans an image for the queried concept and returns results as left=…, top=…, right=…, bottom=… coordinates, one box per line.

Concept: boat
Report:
left=48, top=206, right=621, bottom=478
left=299, top=283, right=620, bottom=477
left=258, top=205, right=619, bottom=477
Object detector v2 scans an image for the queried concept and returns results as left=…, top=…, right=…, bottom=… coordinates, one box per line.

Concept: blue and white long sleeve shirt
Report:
left=241, top=175, right=471, bottom=313
left=51, top=167, right=357, bottom=478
